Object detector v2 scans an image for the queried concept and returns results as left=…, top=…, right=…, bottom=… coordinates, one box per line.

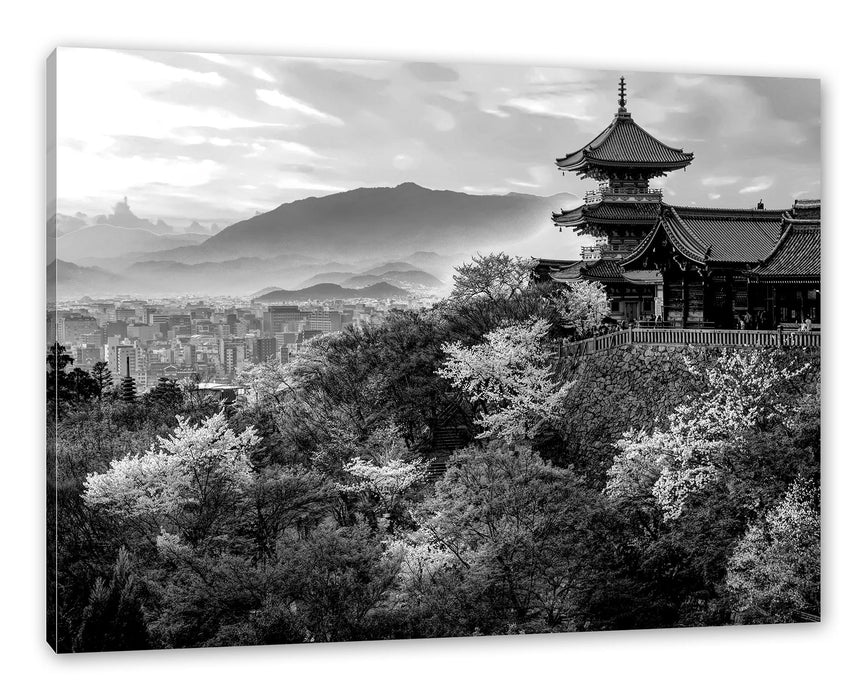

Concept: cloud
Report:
left=424, top=105, right=456, bottom=132
left=507, top=179, right=541, bottom=189
left=701, top=175, right=740, bottom=187
left=55, top=50, right=821, bottom=224
left=255, top=89, right=344, bottom=125
left=405, top=62, right=459, bottom=82
left=274, top=176, right=346, bottom=193
left=462, top=185, right=509, bottom=195
left=279, top=141, right=326, bottom=159
left=393, top=154, right=417, bottom=171
left=252, top=67, right=276, bottom=83
left=504, top=96, right=594, bottom=120
left=739, top=176, right=774, bottom=194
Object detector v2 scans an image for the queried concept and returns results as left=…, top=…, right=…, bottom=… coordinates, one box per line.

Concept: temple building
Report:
left=535, top=78, right=821, bottom=329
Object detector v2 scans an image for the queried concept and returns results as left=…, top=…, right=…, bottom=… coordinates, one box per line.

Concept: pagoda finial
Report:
left=618, top=76, right=627, bottom=113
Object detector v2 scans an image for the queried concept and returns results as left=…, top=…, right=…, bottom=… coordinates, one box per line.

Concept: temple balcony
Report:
left=580, top=243, right=630, bottom=260
left=584, top=186, right=663, bottom=205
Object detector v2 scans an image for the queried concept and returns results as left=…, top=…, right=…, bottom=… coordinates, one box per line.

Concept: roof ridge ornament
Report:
left=618, top=76, right=628, bottom=114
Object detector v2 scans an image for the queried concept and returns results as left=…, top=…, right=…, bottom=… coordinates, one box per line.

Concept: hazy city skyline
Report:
left=54, top=48, right=821, bottom=225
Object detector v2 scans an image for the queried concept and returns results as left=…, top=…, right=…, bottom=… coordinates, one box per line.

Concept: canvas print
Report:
left=47, top=49, right=821, bottom=652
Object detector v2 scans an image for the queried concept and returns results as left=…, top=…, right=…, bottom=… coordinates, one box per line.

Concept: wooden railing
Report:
left=557, top=327, right=821, bottom=359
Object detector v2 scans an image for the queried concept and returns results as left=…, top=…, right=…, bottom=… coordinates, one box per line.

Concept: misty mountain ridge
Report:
left=51, top=197, right=227, bottom=264
left=50, top=184, right=583, bottom=298
left=48, top=259, right=130, bottom=300
left=343, top=269, right=444, bottom=289
left=254, top=281, right=409, bottom=303
left=55, top=224, right=212, bottom=264
left=137, top=182, right=580, bottom=265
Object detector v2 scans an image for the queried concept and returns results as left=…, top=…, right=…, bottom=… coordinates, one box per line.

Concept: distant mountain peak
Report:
left=197, top=183, right=577, bottom=263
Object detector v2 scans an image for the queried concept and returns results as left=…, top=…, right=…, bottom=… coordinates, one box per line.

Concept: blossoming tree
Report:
left=438, top=317, right=573, bottom=442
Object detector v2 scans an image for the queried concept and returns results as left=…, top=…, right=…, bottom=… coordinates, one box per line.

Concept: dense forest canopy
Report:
left=48, top=253, right=820, bottom=651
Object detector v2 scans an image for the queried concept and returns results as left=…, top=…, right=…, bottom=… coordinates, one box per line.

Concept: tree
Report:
left=144, top=376, right=183, bottom=410
left=47, top=342, right=99, bottom=405
left=408, top=443, right=596, bottom=631
left=449, top=252, right=532, bottom=305
left=75, top=547, right=149, bottom=652
left=340, top=455, right=427, bottom=516
left=90, top=361, right=113, bottom=399
left=601, top=348, right=819, bottom=627
left=725, top=478, right=820, bottom=623
left=82, top=411, right=260, bottom=548
left=277, top=522, right=402, bottom=642
left=553, top=279, right=609, bottom=335
left=339, top=423, right=429, bottom=528
left=438, top=318, right=573, bottom=442
left=605, top=349, right=812, bottom=521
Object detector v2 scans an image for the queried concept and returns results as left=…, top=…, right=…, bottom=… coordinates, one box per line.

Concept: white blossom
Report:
left=438, top=317, right=573, bottom=442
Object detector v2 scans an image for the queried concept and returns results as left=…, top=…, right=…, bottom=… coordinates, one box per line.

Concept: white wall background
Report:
left=2, top=1, right=862, bottom=697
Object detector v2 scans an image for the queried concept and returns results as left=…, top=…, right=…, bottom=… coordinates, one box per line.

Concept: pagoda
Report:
left=546, top=77, right=694, bottom=321
left=537, top=77, right=821, bottom=329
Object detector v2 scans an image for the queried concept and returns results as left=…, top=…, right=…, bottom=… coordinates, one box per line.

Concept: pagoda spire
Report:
left=617, top=76, right=628, bottom=114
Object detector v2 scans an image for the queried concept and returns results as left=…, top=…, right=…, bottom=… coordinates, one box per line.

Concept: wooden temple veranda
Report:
left=534, top=77, right=821, bottom=331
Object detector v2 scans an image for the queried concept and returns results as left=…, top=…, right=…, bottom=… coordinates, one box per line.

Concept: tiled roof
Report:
left=553, top=201, right=660, bottom=226
left=556, top=113, right=694, bottom=173
left=620, top=205, right=786, bottom=268
left=531, top=257, right=579, bottom=281
left=663, top=206, right=784, bottom=264
left=750, top=221, right=820, bottom=281
left=551, top=259, right=625, bottom=283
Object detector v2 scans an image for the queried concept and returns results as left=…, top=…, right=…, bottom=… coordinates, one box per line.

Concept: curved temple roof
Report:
left=556, top=81, right=694, bottom=176
left=553, top=201, right=661, bottom=228
left=550, top=258, right=625, bottom=284
left=619, top=204, right=804, bottom=269
left=750, top=206, right=821, bottom=282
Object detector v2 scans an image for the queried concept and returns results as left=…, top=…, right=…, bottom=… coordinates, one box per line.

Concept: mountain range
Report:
left=253, top=282, right=408, bottom=303
left=48, top=260, right=130, bottom=299
left=55, top=224, right=211, bottom=263
left=49, top=183, right=583, bottom=298
left=133, top=183, right=579, bottom=264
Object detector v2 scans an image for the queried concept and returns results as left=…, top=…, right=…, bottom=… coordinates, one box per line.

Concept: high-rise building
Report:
left=127, top=323, right=160, bottom=342
left=305, top=309, right=335, bottom=332
left=80, top=329, right=106, bottom=347
left=108, top=344, right=143, bottom=381
left=104, top=320, right=129, bottom=339
left=253, top=337, right=277, bottom=363
left=59, top=314, right=100, bottom=346
left=267, top=306, right=306, bottom=334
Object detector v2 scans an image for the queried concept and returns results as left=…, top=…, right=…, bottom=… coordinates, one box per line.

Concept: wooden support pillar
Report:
left=681, top=268, right=690, bottom=328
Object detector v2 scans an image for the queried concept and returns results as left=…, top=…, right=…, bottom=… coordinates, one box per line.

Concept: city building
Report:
left=59, top=313, right=99, bottom=346
left=253, top=337, right=277, bottom=363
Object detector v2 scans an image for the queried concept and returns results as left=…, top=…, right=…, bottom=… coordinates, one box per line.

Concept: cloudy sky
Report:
left=54, top=48, right=821, bottom=227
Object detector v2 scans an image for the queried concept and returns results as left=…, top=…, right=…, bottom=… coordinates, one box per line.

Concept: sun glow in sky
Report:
left=53, top=48, right=821, bottom=226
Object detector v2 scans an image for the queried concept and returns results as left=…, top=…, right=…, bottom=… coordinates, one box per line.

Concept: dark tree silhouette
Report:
left=90, top=361, right=113, bottom=399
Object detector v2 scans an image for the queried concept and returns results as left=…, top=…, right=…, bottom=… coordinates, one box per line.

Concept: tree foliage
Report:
left=51, top=295, right=821, bottom=649
left=449, top=252, right=533, bottom=305
left=438, top=318, right=573, bottom=441
left=553, top=280, right=610, bottom=334
left=83, top=411, right=260, bottom=547
left=725, top=478, right=820, bottom=623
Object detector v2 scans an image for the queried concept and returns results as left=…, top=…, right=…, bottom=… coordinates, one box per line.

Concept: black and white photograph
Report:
left=46, top=47, right=823, bottom=654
